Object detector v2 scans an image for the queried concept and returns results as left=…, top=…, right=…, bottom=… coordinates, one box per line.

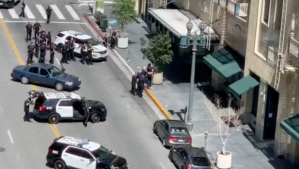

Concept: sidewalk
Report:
left=82, top=7, right=297, bottom=169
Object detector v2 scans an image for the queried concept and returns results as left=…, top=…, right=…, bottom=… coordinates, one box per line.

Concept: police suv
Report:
left=47, top=136, right=128, bottom=169
left=29, top=90, right=107, bottom=124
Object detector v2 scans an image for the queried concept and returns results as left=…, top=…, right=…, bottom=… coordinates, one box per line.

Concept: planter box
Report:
left=152, top=72, right=163, bottom=85
left=216, top=151, right=232, bottom=169
left=117, top=36, right=129, bottom=49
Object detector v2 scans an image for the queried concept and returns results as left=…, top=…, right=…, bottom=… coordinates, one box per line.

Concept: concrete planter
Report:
left=117, top=36, right=129, bottom=49
left=152, top=72, right=163, bottom=85
left=216, top=151, right=232, bottom=169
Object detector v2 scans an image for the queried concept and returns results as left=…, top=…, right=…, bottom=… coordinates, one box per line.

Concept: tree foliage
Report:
left=140, top=33, right=173, bottom=72
left=111, top=0, right=137, bottom=31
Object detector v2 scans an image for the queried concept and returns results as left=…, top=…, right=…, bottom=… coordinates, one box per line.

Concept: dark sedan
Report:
left=0, top=0, right=20, bottom=8
left=11, top=63, right=81, bottom=91
left=169, top=145, right=213, bottom=169
left=153, top=119, right=192, bottom=148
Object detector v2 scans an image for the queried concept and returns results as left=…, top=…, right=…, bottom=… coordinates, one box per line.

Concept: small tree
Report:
left=140, top=33, right=173, bottom=72
left=111, top=0, right=137, bottom=32
left=205, top=94, right=243, bottom=154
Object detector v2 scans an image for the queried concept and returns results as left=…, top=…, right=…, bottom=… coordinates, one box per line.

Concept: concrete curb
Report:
left=83, top=13, right=172, bottom=120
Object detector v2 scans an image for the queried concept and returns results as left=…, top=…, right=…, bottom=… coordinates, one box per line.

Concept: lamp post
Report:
left=185, top=19, right=205, bottom=131
left=204, top=131, right=208, bottom=150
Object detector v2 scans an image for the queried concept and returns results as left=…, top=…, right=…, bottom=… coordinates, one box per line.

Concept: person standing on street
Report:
left=19, top=1, right=26, bottom=17
left=33, top=21, right=41, bottom=39
left=46, top=31, right=52, bottom=46
left=83, top=106, right=90, bottom=127
left=146, top=63, right=154, bottom=88
left=27, top=42, right=35, bottom=65
left=39, top=41, right=47, bottom=63
left=103, top=34, right=108, bottom=48
left=80, top=43, right=87, bottom=64
left=137, top=73, right=146, bottom=97
left=23, top=97, right=32, bottom=122
left=49, top=43, right=55, bottom=64
left=86, top=44, right=93, bottom=65
left=131, top=72, right=138, bottom=95
left=46, top=6, right=52, bottom=24
left=60, top=44, right=68, bottom=64
left=25, top=22, right=32, bottom=42
left=68, top=38, right=75, bottom=61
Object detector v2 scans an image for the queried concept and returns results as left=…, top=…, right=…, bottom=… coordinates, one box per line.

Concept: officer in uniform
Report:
left=83, top=106, right=90, bottom=127
left=68, top=38, right=75, bottom=61
left=25, top=22, right=32, bottom=42
left=60, top=44, right=68, bottom=64
left=19, top=1, right=26, bottom=17
left=86, top=44, right=93, bottom=65
left=46, top=6, right=52, bottom=24
left=34, top=36, right=39, bottom=58
left=27, top=42, right=35, bottom=65
left=80, top=44, right=87, bottom=64
left=33, top=21, right=41, bottom=39
left=40, top=28, right=46, bottom=37
left=39, top=40, right=47, bottom=63
left=49, top=43, right=55, bottom=64
left=46, top=31, right=52, bottom=46
left=23, top=97, right=32, bottom=122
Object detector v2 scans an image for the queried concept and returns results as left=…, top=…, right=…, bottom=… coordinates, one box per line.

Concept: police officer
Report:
left=39, top=40, right=47, bottom=63
left=131, top=72, right=138, bottom=95
left=27, top=42, right=35, bottom=65
left=25, top=22, right=32, bottom=42
left=80, top=43, right=87, bottom=64
left=64, top=41, right=71, bottom=61
left=19, top=1, right=26, bottom=17
left=23, top=97, right=32, bottom=122
left=86, top=44, right=93, bottom=65
left=137, top=73, right=146, bottom=97
left=46, top=6, right=52, bottom=24
left=49, top=43, right=55, bottom=64
left=60, top=44, right=68, bottom=64
left=34, top=37, right=39, bottom=58
left=46, top=31, right=52, bottom=46
left=68, top=38, right=75, bottom=61
left=33, top=21, right=41, bottom=39
left=40, top=28, right=46, bottom=37
left=83, top=106, right=90, bottom=127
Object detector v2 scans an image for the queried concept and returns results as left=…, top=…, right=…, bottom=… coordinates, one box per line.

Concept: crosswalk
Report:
left=0, top=4, right=81, bottom=21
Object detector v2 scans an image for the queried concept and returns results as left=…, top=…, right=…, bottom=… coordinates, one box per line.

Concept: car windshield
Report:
left=47, top=66, right=62, bottom=76
left=92, top=145, right=111, bottom=161
left=88, top=38, right=99, bottom=46
left=170, top=127, right=189, bottom=135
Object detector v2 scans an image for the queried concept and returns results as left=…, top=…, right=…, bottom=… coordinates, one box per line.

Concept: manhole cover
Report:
left=0, top=147, right=5, bottom=152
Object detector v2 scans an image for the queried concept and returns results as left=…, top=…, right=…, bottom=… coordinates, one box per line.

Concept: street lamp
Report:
left=204, top=131, right=208, bottom=150
left=185, top=19, right=205, bottom=131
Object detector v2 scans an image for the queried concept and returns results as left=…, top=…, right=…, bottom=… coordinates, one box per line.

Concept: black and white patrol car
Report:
left=29, top=90, right=107, bottom=124
left=47, top=136, right=128, bottom=169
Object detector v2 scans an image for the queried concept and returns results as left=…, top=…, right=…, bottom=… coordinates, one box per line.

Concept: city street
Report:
left=0, top=3, right=175, bottom=169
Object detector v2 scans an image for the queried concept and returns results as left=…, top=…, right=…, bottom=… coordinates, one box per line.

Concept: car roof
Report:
left=29, top=63, right=54, bottom=69
left=43, top=92, right=82, bottom=100
left=166, top=120, right=187, bottom=128
left=55, top=136, right=101, bottom=152
left=59, top=30, right=92, bottom=40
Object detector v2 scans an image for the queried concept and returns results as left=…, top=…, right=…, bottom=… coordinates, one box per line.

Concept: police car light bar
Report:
left=77, top=139, right=89, bottom=147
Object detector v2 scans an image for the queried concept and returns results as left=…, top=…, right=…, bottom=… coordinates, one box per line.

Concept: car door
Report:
left=27, top=67, right=40, bottom=83
left=158, top=121, right=169, bottom=138
left=39, top=68, right=56, bottom=86
left=62, top=147, right=85, bottom=169
left=56, top=99, right=74, bottom=118
left=177, top=148, right=188, bottom=168
left=172, top=148, right=183, bottom=167
left=74, top=38, right=83, bottom=54
left=81, top=149, right=97, bottom=169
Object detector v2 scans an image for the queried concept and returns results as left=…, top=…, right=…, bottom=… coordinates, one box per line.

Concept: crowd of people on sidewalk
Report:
left=130, top=63, right=154, bottom=97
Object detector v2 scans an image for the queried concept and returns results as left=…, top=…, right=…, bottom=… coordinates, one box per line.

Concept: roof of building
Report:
left=43, top=92, right=82, bottom=100
left=56, top=136, right=101, bottom=151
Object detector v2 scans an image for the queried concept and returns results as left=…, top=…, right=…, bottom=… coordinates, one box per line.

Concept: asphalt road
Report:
left=0, top=8, right=176, bottom=169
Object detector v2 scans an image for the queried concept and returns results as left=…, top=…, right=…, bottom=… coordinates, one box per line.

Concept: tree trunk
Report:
left=219, top=2, right=227, bottom=49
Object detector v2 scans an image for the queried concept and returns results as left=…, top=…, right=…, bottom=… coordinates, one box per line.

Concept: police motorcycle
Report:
left=0, top=0, right=20, bottom=8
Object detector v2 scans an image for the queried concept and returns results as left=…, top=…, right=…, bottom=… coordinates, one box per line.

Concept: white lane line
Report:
left=36, top=4, right=47, bottom=19
left=50, top=5, right=65, bottom=20
left=65, top=5, right=80, bottom=20
left=159, top=162, right=167, bottom=169
left=55, top=58, right=61, bottom=65
left=24, top=5, right=35, bottom=19
left=8, top=9, right=19, bottom=19
left=3, top=20, right=86, bottom=24
left=7, top=130, right=14, bottom=143
left=0, top=11, right=3, bottom=18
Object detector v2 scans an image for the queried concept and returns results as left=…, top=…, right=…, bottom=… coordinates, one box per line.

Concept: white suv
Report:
left=54, top=30, right=108, bottom=61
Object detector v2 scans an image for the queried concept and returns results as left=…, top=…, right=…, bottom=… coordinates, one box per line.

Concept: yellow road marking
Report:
left=0, top=19, right=61, bottom=138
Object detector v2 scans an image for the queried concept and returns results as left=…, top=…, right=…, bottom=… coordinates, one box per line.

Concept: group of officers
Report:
left=26, top=22, right=95, bottom=65
left=131, top=63, right=154, bottom=97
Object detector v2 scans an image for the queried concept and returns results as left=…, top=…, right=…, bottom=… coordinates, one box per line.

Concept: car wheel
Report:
left=20, top=76, right=29, bottom=84
left=48, top=114, right=60, bottom=124
left=90, top=113, right=101, bottom=123
left=54, top=159, right=66, bottom=169
left=57, top=43, right=63, bottom=53
left=55, top=82, right=64, bottom=91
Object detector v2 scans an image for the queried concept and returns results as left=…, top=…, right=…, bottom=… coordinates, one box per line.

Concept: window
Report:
left=92, top=145, right=111, bottom=161
left=47, top=66, right=62, bottom=76
left=56, top=33, right=65, bottom=37
left=170, top=127, right=189, bottom=135
left=273, top=0, right=283, bottom=30
left=58, top=100, right=72, bottom=106
left=160, top=121, right=169, bottom=129
left=65, top=36, right=72, bottom=41
left=179, top=149, right=188, bottom=157
left=191, top=156, right=210, bottom=166
left=81, top=150, right=94, bottom=159
left=262, top=0, right=270, bottom=25
left=66, top=147, right=81, bottom=156
left=40, top=68, right=49, bottom=76
left=29, top=67, right=39, bottom=74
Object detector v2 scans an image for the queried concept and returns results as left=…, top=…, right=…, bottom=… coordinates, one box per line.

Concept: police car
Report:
left=47, top=136, right=128, bottom=169
left=29, top=90, right=107, bottom=124
left=54, top=30, right=108, bottom=61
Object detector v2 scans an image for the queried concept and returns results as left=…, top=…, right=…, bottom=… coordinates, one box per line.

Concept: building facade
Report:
left=148, top=0, right=299, bottom=165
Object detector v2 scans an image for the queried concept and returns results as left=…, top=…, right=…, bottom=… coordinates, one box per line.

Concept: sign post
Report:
left=93, top=0, right=104, bottom=15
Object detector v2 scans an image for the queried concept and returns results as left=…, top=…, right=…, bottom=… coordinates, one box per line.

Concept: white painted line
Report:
left=3, top=20, right=86, bottom=24
left=65, top=5, right=80, bottom=20
left=55, top=57, right=61, bottom=65
left=112, top=49, right=135, bottom=74
left=7, top=130, right=14, bottom=143
left=50, top=5, right=65, bottom=20
left=36, top=4, right=47, bottom=19
left=24, top=5, right=35, bottom=19
left=0, top=11, right=3, bottom=18
left=8, top=9, right=19, bottom=19
left=158, top=162, right=166, bottom=169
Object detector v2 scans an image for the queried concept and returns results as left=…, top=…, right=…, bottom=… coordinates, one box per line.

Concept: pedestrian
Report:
left=49, top=43, right=55, bottom=64
left=34, top=37, right=40, bottom=58
left=103, top=34, right=108, bottom=48
left=110, top=32, right=116, bottom=49
left=46, top=6, right=52, bottom=24
left=33, top=21, right=41, bottom=39
left=80, top=44, right=87, bottom=64
left=39, top=41, right=46, bottom=63
left=19, top=1, right=25, bottom=17
left=86, top=44, right=93, bottom=65
left=25, top=22, right=32, bottom=42
left=46, top=31, right=52, bottom=46
left=60, top=44, right=68, bottom=64
left=83, top=106, right=90, bottom=127
left=27, top=42, right=35, bottom=65
left=137, top=73, right=146, bottom=97
left=23, top=97, right=32, bottom=122
left=146, top=63, right=154, bottom=88
left=131, top=72, right=138, bottom=95
left=69, top=38, right=75, bottom=61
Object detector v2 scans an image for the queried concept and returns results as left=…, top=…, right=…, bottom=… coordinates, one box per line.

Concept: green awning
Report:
left=228, top=76, right=259, bottom=96
left=280, top=114, right=299, bottom=143
left=203, top=49, right=242, bottom=78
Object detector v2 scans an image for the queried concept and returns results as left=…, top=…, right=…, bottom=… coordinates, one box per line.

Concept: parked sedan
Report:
left=153, top=119, right=192, bottom=148
left=11, top=63, right=81, bottom=91
left=169, top=145, right=213, bottom=169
